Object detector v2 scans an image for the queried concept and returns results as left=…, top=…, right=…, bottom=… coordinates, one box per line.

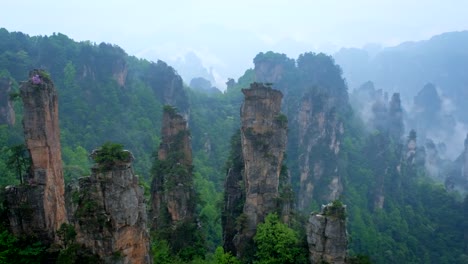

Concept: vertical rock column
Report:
left=307, top=202, right=348, bottom=264
left=72, top=150, right=151, bottom=264
left=150, top=106, right=201, bottom=256
left=0, top=77, right=15, bottom=126
left=297, top=92, right=344, bottom=211
left=234, top=83, right=287, bottom=257
left=5, top=69, right=66, bottom=242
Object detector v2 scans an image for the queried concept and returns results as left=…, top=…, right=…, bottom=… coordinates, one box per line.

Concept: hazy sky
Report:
left=2, top=0, right=468, bottom=86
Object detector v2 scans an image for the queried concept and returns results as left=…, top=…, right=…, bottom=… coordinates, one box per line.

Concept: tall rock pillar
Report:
left=5, top=69, right=67, bottom=242
left=71, top=146, right=151, bottom=264
left=234, top=82, right=287, bottom=257
left=150, top=105, right=202, bottom=258
left=0, top=77, right=15, bottom=126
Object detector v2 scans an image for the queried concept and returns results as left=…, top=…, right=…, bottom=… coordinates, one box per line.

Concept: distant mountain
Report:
left=335, top=31, right=468, bottom=122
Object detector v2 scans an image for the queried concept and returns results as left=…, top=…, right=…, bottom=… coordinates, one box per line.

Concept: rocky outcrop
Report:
left=222, top=132, right=245, bottom=254
left=5, top=70, right=67, bottom=243
left=253, top=52, right=295, bottom=84
left=150, top=106, right=201, bottom=255
left=307, top=202, right=348, bottom=264
left=112, top=58, right=128, bottom=87
left=70, top=150, right=151, bottom=264
left=151, top=106, right=194, bottom=224
left=233, top=83, right=287, bottom=257
left=446, top=134, right=468, bottom=194
left=146, top=61, right=190, bottom=116
left=0, top=77, right=15, bottom=126
left=388, top=93, right=404, bottom=141
left=253, top=52, right=350, bottom=212
left=297, top=90, right=344, bottom=210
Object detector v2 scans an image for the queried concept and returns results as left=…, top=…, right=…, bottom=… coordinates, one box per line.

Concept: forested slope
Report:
left=0, top=28, right=466, bottom=263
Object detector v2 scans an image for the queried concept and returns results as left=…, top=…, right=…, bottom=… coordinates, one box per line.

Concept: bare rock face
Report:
left=70, top=156, right=151, bottom=264
left=297, top=91, right=344, bottom=210
left=5, top=70, right=67, bottom=242
left=222, top=132, right=245, bottom=254
left=388, top=93, right=404, bottom=141
left=150, top=106, right=201, bottom=256
left=234, top=83, right=287, bottom=257
left=151, top=106, right=194, bottom=225
left=307, top=202, right=348, bottom=264
left=0, top=77, right=15, bottom=126
left=112, top=58, right=128, bottom=87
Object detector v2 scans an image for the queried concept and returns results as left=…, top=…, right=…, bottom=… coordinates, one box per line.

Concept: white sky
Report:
left=2, top=0, right=468, bottom=85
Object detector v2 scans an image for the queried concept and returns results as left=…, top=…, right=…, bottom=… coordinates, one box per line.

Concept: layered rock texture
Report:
left=0, top=77, right=15, bottom=126
left=5, top=70, right=67, bottom=242
left=232, top=83, right=288, bottom=257
left=222, top=132, right=245, bottom=254
left=297, top=90, right=344, bottom=210
left=253, top=52, right=349, bottom=211
left=366, top=92, right=405, bottom=210
left=70, top=150, right=151, bottom=264
left=307, top=202, right=348, bottom=264
left=150, top=106, right=200, bottom=254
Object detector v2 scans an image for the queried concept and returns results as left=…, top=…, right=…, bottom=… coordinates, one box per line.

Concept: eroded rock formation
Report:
left=297, top=90, right=344, bottom=210
left=233, top=83, right=287, bottom=257
left=446, top=134, right=468, bottom=194
left=150, top=106, right=201, bottom=255
left=307, top=202, right=348, bottom=264
left=70, top=151, right=151, bottom=264
left=222, top=132, right=245, bottom=254
left=5, top=70, right=67, bottom=242
left=252, top=52, right=350, bottom=211
left=0, top=77, right=15, bottom=126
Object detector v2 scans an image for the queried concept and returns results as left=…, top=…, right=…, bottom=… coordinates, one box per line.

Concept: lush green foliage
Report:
left=91, top=141, right=131, bottom=169
left=0, top=230, right=46, bottom=263
left=0, top=29, right=466, bottom=264
left=253, top=213, right=307, bottom=264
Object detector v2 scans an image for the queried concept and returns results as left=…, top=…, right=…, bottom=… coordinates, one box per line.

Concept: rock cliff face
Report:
left=297, top=90, right=344, bottom=210
left=367, top=92, right=405, bottom=210
left=150, top=106, right=200, bottom=254
left=252, top=52, right=349, bottom=211
left=146, top=61, right=190, bottom=116
left=233, top=83, right=287, bottom=257
left=307, top=202, right=348, bottom=264
left=388, top=93, right=404, bottom=141
left=5, top=70, right=67, bottom=242
left=151, top=106, right=194, bottom=224
left=446, top=134, right=468, bottom=194
left=70, top=155, right=151, bottom=264
left=222, top=132, right=245, bottom=254
left=0, top=77, right=15, bottom=126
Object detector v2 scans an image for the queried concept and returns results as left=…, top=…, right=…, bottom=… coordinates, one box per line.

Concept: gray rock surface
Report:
left=307, top=202, right=348, bottom=264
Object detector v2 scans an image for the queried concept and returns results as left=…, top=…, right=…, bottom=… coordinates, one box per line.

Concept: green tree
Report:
left=253, top=213, right=307, bottom=264
left=6, top=144, right=30, bottom=184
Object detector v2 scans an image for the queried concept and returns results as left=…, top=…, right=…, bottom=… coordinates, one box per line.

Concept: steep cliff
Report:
left=150, top=106, right=202, bottom=257
left=446, top=134, right=468, bottom=194
left=388, top=93, right=404, bottom=141
left=253, top=52, right=349, bottom=211
left=307, top=201, right=348, bottom=264
left=297, top=89, right=344, bottom=210
left=69, top=145, right=151, bottom=263
left=233, top=83, right=288, bottom=258
left=0, top=77, right=15, bottom=126
left=5, top=69, right=67, bottom=243
left=366, top=92, right=405, bottom=210
left=222, top=132, right=245, bottom=254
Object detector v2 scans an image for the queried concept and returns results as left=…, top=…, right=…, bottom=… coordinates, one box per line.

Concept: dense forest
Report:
left=0, top=28, right=467, bottom=263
